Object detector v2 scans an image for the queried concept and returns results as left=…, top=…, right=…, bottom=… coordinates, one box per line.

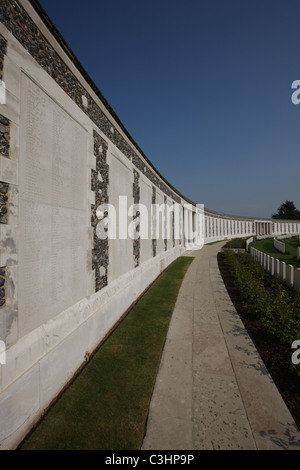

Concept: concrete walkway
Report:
left=142, top=243, right=300, bottom=450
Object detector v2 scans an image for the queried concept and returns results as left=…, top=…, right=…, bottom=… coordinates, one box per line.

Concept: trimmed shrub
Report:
left=222, top=249, right=300, bottom=346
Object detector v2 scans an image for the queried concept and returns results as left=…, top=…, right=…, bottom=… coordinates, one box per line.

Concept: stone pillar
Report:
left=184, top=208, right=189, bottom=247
left=189, top=210, right=193, bottom=245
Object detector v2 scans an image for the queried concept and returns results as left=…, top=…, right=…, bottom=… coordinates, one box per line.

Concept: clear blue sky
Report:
left=38, top=0, right=300, bottom=218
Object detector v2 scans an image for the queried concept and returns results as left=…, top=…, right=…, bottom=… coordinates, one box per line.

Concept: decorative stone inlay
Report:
left=152, top=186, right=156, bottom=257
left=1, top=0, right=181, bottom=205
left=0, top=267, right=6, bottom=308
left=0, top=114, right=10, bottom=157
left=0, top=34, right=7, bottom=81
left=0, top=181, right=9, bottom=224
left=91, top=130, right=109, bottom=292
left=133, top=169, right=140, bottom=268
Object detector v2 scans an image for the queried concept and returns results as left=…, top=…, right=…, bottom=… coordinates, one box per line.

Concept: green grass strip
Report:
left=20, top=256, right=194, bottom=450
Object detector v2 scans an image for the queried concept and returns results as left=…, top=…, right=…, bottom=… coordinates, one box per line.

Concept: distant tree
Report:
left=272, top=200, right=300, bottom=220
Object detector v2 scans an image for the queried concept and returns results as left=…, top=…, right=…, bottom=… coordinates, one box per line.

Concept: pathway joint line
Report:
left=143, top=243, right=300, bottom=450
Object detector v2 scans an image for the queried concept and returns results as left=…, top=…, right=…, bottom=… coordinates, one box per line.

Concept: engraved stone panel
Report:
left=19, top=74, right=87, bottom=335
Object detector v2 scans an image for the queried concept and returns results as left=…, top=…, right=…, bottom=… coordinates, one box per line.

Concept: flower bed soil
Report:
left=217, top=252, right=300, bottom=431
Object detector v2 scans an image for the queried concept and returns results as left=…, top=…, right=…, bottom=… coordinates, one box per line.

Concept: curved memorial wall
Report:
left=0, top=0, right=300, bottom=449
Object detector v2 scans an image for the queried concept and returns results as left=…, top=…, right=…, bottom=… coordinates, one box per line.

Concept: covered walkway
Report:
left=142, top=243, right=300, bottom=450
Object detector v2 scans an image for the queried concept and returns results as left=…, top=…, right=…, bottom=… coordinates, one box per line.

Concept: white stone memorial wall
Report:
left=18, top=74, right=88, bottom=335
left=1, top=0, right=300, bottom=450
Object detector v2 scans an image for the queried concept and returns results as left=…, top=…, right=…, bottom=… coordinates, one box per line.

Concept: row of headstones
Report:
left=273, top=237, right=300, bottom=261
left=273, top=238, right=286, bottom=254
left=273, top=236, right=300, bottom=258
left=250, top=247, right=300, bottom=291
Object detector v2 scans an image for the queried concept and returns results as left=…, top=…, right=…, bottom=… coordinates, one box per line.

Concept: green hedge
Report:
left=224, top=238, right=247, bottom=249
left=222, top=249, right=300, bottom=346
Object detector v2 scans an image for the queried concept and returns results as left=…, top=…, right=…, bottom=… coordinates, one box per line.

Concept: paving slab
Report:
left=142, top=243, right=300, bottom=450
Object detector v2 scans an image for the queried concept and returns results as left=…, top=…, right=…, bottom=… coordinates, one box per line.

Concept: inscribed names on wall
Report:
left=19, top=74, right=87, bottom=335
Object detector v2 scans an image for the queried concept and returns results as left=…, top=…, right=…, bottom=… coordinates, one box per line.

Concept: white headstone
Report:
left=280, top=261, right=286, bottom=282
left=294, top=268, right=300, bottom=291
left=286, top=264, right=294, bottom=287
